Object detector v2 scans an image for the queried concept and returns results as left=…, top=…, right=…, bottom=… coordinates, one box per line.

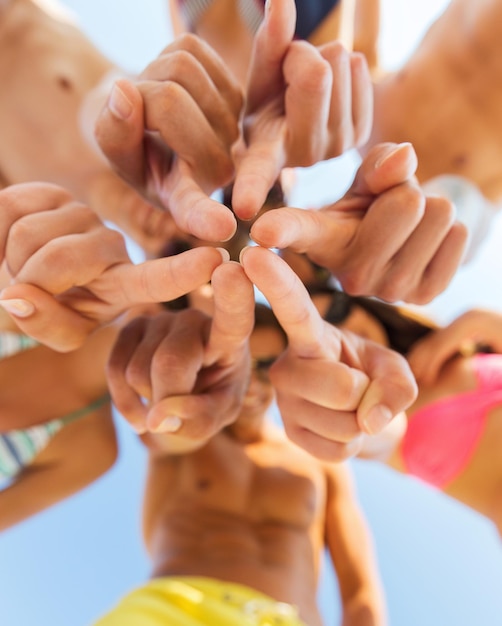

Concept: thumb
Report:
left=110, top=247, right=229, bottom=308
left=350, top=142, right=418, bottom=196
left=0, top=284, right=96, bottom=352
left=250, top=206, right=328, bottom=250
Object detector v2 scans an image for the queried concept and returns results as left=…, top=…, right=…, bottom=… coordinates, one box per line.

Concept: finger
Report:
left=88, top=171, right=179, bottom=257
left=350, top=142, right=418, bottom=196
left=283, top=41, right=332, bottom=165
left=370, top=195, right=458, bottom=303
left=349, top=52, right=373, bottom=147
left=317, top=41, right=353, bottom=156
left=340, top=182, right=426, bottom=295
left=141, top=50, right=240, bottom=147
left=94, top=80, right=147, bottom=190
left=0, top=283, right=96, bottom=352
left=106, top=317, right=150, bottom=433
left=276, top=391, right=363, bottom=443
left=250, top=206, right=329, bottom=250
left=415, top=220, right=468, bottom=304
left=355, top=338, right=418, bottom=435
left=106, top=247, right=229, bottom=308
left=5, top=202, right=100, bottom=275
left=14, top=226, right=129, bottom=293
left=146, top=385, right=239, bottom=439
left=160, top=159, right=237, bottom=241
left=155, top=33, right=243, bottom=120
left=207, top=261, right=255, bottom=360
left=231, top=134, right=286, bottom=221
left=0, top=183, right=73, bottom=262
left=149, top=310, right=207, bottom=403
left=245, top=0, right=296, bottom=114
left=270, top=353, right=369, bottom=411
left=139, top=80, right=235, bottom=188
left=240, top=245, right=327, bottom=356
left=279, top=401, right=364, bottom=462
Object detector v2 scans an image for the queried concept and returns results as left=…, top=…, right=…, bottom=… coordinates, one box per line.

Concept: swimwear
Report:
left=177, top=0, right=341, bottom=39
left=94, top=576, right=307, bottom=626
left=0, top=332, right=110, bottom=482
left=402, top=353, right=502, bottom=489
left=422, top=174, right=499, bottom=263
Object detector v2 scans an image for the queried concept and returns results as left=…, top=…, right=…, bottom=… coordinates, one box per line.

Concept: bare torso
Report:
left=143, top=422, right=327, bottom=626
left=0, top=0, right=112, bottom=197
left=370, top=0, right=502, bottom=202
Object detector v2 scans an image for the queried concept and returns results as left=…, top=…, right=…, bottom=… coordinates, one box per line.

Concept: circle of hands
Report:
left=0, top=0, right=468, bottom=461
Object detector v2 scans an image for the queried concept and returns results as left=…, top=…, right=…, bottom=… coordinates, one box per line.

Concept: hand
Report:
left=232, top=0, right=373, bottom=219
left=94, top=34, right=243, bottom=242
left=0, top=183, right=227, bottom=351
left=106, top=261, right=255, bottom=440
left=240, top=246, right=417, bottom=461
left=407, top=309, right=502, bottom=385
left=250, top=142, right=468, bottom=304
left=85, top=168, right=180, bottom=257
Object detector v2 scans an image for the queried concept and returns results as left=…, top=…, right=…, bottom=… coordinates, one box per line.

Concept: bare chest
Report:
left=172, top=436, right=327, bottom=530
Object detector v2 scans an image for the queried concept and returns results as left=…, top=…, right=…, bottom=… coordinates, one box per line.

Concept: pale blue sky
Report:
left=1, top=2, right=502, bottom=625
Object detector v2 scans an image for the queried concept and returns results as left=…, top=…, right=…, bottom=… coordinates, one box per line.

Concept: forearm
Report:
left=324, top=464, right=387, bottom=625
left=342, top=593, right=387, bottom=626
left=353, top=0, right=380, bottom=73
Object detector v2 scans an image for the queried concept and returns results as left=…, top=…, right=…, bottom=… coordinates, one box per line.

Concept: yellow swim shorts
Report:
left=93, top=576, right=307, bottom=626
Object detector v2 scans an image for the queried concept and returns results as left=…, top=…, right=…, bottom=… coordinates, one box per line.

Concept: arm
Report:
left=0, top=405, right=117, bottom=532
left=353, top=0, right=381, bottom=74
left=407, top=309, right=502, bottom=385
left=0, top=0, right=174, bottom=252
left=1, top=1, right=241, bottom=252
left=323, top=462, right=387, bottom=625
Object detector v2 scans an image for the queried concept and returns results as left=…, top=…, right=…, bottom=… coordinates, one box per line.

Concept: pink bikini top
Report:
left=402, top=353, right=502, bottom=489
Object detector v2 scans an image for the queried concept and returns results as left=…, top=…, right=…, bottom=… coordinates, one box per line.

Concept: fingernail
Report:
left=216, top=247, right=230, bottom=263
left=0, top=298, right=35, bottom=318
left=132, top=424, right=147, bottom=435
left=375, top=142, right=412, bottom=169
left=265, top=0, right=272, bottom=16
left=362, top=405, right=393, bottom=435
left=108, top=83, right=133, bottom=120
left=239, top=245, right=252, bottom=264
left=155, top=416, right=182, bottom=433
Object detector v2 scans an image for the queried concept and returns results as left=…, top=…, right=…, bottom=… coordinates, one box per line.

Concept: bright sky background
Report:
left=1, top=1, right=502, bottom=625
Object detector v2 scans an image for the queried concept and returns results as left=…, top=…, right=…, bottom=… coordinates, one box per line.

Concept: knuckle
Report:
left=125, top=362, right=150, bottom=392
left=151, top=351, right=187, bottom=377
left=341, top=266, right=376, bottom=296
left=412, top=283, right=438, bottom=305
left=378, top=272, right=415, bottom=303
left=8, top=217, right=32, bottom=246
left=320, top=40, right=347, bottom=65
left=398, top=185, right=426, bottom=218
left=425, top=195, right=456, bottom=225
left=176, top=32, right=202, bottom=54
left=168, top=49, right=195, bottom=76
